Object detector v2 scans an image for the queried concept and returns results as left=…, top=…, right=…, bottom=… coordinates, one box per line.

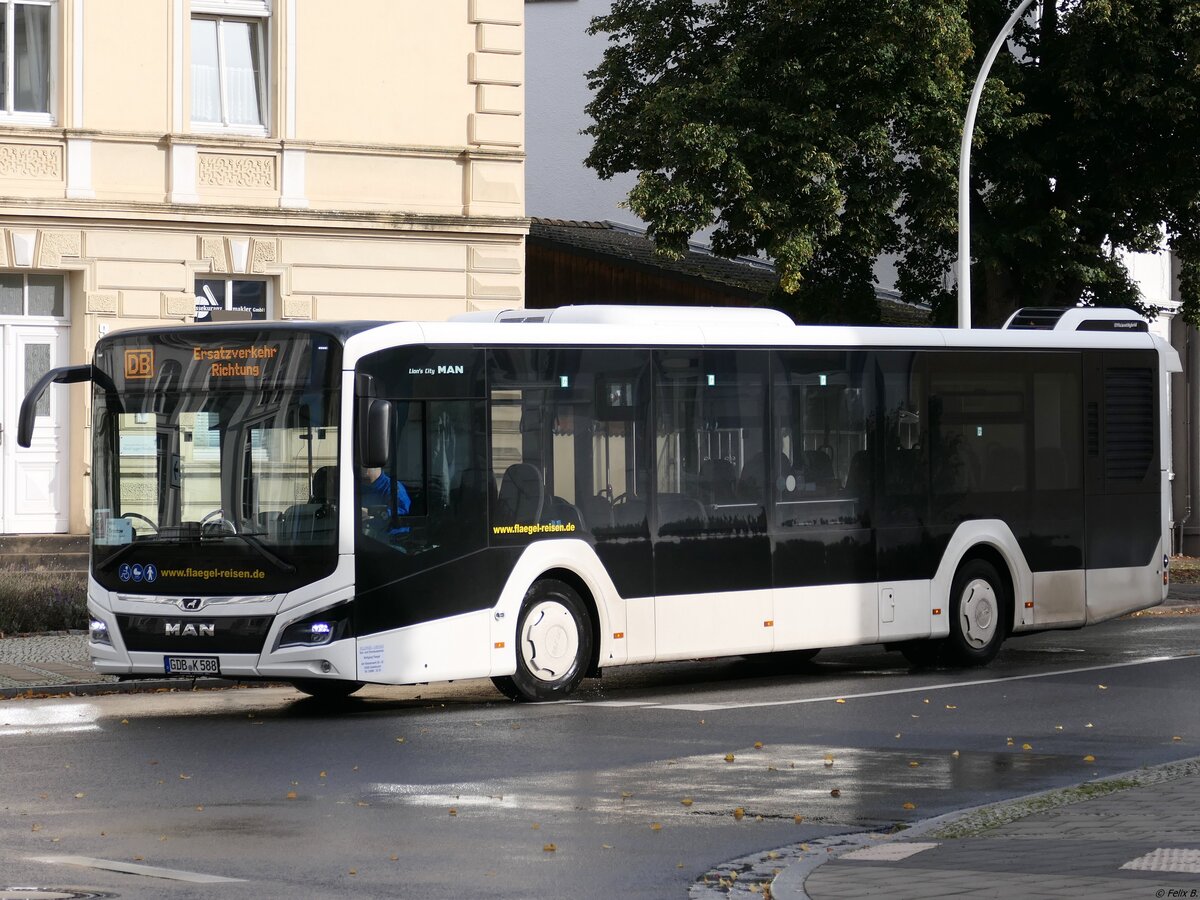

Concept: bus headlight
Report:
left=89, top=617, right=112, bottom=646
left=277, top=603, right=352, bottom=649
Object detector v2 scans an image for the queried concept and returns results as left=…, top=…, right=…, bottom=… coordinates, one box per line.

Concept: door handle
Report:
left=0, top=421, right=4, bottom=446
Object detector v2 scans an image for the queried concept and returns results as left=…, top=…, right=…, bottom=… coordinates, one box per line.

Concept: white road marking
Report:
left=31, top=855, right=244, bottom=884
left=840, top=842, right=941, bottom=861
left=591, top=653, right=1196, bottom=712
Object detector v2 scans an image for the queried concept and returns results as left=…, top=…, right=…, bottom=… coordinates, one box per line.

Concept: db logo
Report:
left=124, top=348, right=154, bottom=379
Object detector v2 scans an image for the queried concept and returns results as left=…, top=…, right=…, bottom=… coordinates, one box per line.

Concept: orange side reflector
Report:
left=494, top=642, right=505, bottom=649
left=613, top=632, right=624, bottom=640
left=764, top=620, right=774, bottom=628
left=932, top=608, right=942, bottom=616
left=1024, top=601, right=1034, bottom=609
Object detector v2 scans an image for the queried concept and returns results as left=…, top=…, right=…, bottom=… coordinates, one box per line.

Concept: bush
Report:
left=0, top=570, right=87, bottom=635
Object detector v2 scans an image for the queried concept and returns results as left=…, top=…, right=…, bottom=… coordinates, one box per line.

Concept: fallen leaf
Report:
left=895, top=733, right=902, bottom=739
left=195, top=805, right=204, bottom=811
left=755, top=815, right=764, bottom=822
left=699, top=719, right=705, bottom=725
left=911, top=714, right=920, bottom=719
left=677, top=862, right=685, bottom=869
left=286, top=791, right=297, bottom=800
left=909, top=761, right=920, bottom=768
left=348, top=869, right=357, bottom=876
left=319, top=771, right=327, bottom=778
left=532, top=823, right=540, bottom=830
left=923, top=698, right=930, bottom=704
left=1098, top=684, right=1107, bottom=690
left=120, top=719, right=129, bottom=725
left=754, top=741, right=764, bottom=750
left=823, top=754, right=834, bottom=767
left=179, top=773, right=191, bottom=780
left=543, top=843, right=556, bottom=852
left=681, top=798, right=694, bottom=807
left=724, top=753, right=735, bottom=763
left=945, top=705, right=957, bottom=710
left=389, top=854, right=398, bottom=861
left=650, top=822, right=662, bottom=831
left=1083, top=755, right=1096, bottom=763
left=448, top=808, right=457, bottom=817
left=133, top=856, right=143, bottom=861
left=733, top=807, right=745, bottom=820
left=952, top=750, right=960, bottom=757
left=620, top=791, right=633, bottom=799
left=395, top=737, right=406, bottom=744
left=602, top=843, right=613, bottom=850
left=159, top=835, right=166, bottom=842
left=767, top=851, right=780, bottom=860
left=73, top=792, right=85, bottom=799
left=793, top=815, right=804, bottom=824
left=50, top=837, right=60, bottom=843
left=1022, top=743, right=1032, bottom=751
left=830, top=789, right=841, bottom=798
left=356, top=801, right=369, bottom=807
left=1055, top=725, right=1064, bottom=731
left=1173, top=736, right=1182, bottom=742
left=903, top=802, right=916, bottom=810
left=31, top=824, right=41, bottom=832
left=1085, top=723, right=1094, bottom=728
left=835, top=698, right=846, bottom=704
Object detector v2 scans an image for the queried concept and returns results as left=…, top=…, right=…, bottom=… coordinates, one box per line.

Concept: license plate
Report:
left=164, top=656, right=221, bottom=676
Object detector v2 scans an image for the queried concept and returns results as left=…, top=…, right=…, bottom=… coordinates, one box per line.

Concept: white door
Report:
left=1, top=324, right=70, bottom=533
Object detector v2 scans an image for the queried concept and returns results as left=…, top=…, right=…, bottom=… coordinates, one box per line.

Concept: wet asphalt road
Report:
left=0, top=613, right=1197, bottom=899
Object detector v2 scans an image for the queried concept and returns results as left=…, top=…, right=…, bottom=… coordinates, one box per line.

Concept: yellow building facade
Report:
left=0, top=0, right=526, bottom=535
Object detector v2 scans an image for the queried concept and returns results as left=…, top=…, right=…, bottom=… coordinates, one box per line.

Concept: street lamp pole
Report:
left=958, top=0, right=1039, bottom=329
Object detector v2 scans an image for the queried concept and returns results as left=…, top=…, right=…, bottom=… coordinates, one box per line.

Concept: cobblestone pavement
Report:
left=0, top=632, right=114, bottom=692
left=793, top=759, right=1200, bottom=900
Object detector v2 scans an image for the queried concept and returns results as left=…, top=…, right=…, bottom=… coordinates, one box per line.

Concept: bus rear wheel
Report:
left=943, top=558, right=1008, bottom=666
left=492, top=579, right=593, bottom=702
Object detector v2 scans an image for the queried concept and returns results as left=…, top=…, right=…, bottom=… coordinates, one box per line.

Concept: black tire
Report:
left=491, top=579, right=593, bottom=702
left=943, top=558, right=1008, bottom=667
left=290, top=678, right=364, bottom=701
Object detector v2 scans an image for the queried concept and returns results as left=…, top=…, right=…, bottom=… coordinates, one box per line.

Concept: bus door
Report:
left=651, top=349, right=772, bottom=659
left=770, top=350, right=877, bottom=647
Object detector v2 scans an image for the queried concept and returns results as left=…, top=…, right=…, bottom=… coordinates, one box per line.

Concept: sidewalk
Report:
left=776, top=756, right=1200, bottom=899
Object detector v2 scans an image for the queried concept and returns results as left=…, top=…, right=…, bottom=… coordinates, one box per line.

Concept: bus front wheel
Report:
left=492, top=579, right=593, bottom=702
left=944, top=558, right=1008, bottom=666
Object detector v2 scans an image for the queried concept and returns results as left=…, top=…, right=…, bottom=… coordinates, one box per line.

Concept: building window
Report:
left=191, top=1, right=269, bottom=133
left=0, top=0, right=55, bottom=121
left=195, top=277, right=268, bottom=322
left=0, top=273, right=65, bottom=317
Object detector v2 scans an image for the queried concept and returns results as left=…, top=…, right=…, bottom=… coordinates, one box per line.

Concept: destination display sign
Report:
left=97, top=329, right=339, bottom=394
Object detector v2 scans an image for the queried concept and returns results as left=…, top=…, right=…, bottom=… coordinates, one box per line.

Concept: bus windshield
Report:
left=90, top=330, right=342, bottom=594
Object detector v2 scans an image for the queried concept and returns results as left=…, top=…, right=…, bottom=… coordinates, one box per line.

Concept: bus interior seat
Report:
left=498, top=462, right=544, bottom=524
left=578, top=493, right=614, bottom=531
left=803, top=449, right=836, bottom=485
left=843, top=450, right=872, bottom=498
left=279, top=466, right=337, bottom=543
left=699, top=458, right=739, bottom=504
left=610, top=496, right=647, bottom=530
left=542, top=495, right=583, bottom=529
left=657, top=493, right=707, bottom=529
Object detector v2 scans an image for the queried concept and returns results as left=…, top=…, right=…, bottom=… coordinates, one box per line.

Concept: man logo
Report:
left=179, top=598, right=205, bottom=611
left=124, top=348, right=154, bottom=379
left=164, top=622, right=215, bottom=637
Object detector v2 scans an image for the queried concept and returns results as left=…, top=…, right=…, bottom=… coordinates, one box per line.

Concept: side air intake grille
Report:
left=1006, top=308, right=1065, bottom=329
left=1104, top=368, right=1154, bottom=480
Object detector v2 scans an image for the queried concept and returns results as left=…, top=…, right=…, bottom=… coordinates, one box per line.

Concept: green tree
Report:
left=585, top=0, right=1200, bottom=326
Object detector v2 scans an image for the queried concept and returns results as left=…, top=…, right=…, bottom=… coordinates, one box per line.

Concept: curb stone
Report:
left=689, top=754, right=1200, bottom=899
left=0, top=677, right=276, bottom=700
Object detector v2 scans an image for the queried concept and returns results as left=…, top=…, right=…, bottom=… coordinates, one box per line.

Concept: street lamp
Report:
left=958, top=0, right=1039, bottom=329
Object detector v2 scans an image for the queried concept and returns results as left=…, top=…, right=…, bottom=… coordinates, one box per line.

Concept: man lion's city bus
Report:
left=19, top=305, right=1178, bottom=701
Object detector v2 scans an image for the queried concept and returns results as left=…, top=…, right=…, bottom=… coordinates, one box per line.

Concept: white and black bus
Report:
left=19, top=305, right=1178, bottom=701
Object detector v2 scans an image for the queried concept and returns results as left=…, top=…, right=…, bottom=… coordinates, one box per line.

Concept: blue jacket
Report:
left=366, top=471, right=411, bottom=517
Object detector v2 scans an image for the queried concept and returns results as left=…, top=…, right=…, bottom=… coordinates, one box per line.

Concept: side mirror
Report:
left=359, top=398, right=392, bottom=468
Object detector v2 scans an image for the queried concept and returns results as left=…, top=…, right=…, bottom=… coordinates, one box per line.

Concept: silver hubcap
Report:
left=959, top=578, right=998, bottom=649
left=520, top=600, right=579, bottom=683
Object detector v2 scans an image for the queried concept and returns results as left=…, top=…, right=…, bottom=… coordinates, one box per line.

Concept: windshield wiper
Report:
left=214, top=531, right=297, bottom=573
left=94, top=537, right=178, bottom=572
